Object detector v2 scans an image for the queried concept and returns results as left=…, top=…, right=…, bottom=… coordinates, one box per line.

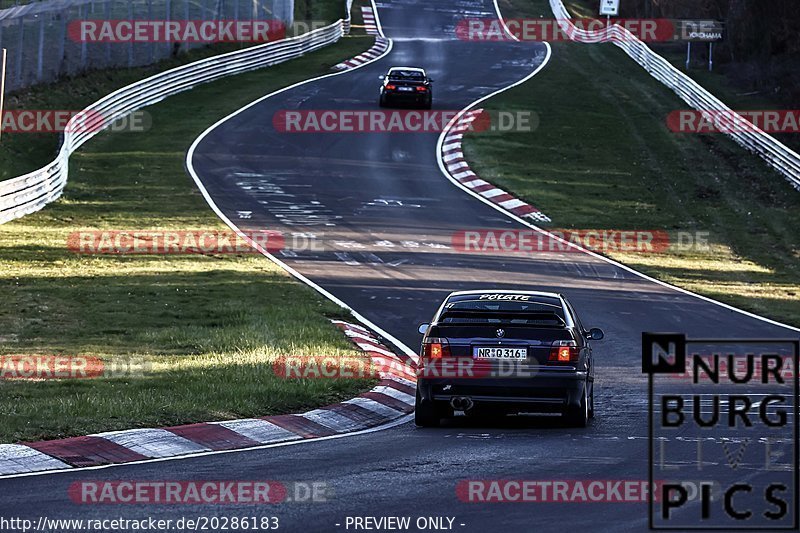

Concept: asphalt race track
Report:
left=1, top=0, right=797, bottom=531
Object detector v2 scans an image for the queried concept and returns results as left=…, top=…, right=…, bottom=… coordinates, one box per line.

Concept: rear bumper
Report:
left=417, top=372, right=588, bottom=412
left=383, top=91, right=430, bottom=103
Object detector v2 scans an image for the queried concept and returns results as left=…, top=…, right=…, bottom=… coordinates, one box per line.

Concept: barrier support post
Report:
left=0, top=48, right=6, bottom=143
left=685, top=41, right=691, bottom=70
left=708, top=42, right=713, bottom=71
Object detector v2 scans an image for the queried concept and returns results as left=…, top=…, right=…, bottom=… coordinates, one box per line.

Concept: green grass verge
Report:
left=0, top=25, right=378, bottom=442
left=466, top=0, right=800, bottom=326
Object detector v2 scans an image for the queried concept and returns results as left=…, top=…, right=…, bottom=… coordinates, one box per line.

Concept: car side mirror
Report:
left=586, top=328, right=604, bottom=341
left=418, top=323, right=429, bottom=335
left=428, top=78, right=434, bottom=83
left=378, top=75, right=385, bottom=80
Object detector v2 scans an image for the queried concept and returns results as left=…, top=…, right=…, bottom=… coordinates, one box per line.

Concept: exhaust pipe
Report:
left=450, top=396, right=474, bottom=411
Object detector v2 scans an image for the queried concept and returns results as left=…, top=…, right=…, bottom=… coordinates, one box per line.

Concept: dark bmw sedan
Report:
left=379, top=66, right=433, bottom=108
left=415, top=290, right=604, bottom=427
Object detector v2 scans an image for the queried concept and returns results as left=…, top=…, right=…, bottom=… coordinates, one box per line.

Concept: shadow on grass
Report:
left=1, top=267, right=353, bottom=355
left=1, top=360, right=375, bottom=443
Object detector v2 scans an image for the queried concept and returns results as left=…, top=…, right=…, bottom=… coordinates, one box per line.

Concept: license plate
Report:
left=398, top=86, right=414, bottom=92
left=473, top=347, right=527, bottom=360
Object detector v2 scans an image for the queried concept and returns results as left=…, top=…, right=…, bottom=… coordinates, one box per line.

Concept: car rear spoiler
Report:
left=438, top=310, right=566, bottom=326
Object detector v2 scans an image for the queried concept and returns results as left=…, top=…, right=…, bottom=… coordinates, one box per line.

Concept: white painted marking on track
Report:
left=92, top=429, right=210, bottom=459
left=453, top=171, right=476, bottom=180
left=481, top=188, right=506, bottom=199
left=344, top=397, right=406, bottom=418
left=372, top=384, right=415, bottom=405
left=303, top=410, right=367, bottom=433
left=355, top=342, right=396, bottom=358
left=213, top=419, right=302, bottom=444
left=0, top=445, right=70, bottom=475
left=499, top=199, right=527, bottom=209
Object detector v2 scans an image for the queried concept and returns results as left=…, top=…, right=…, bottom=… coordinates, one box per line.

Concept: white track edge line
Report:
left=185, top=17, right=413, bottom=360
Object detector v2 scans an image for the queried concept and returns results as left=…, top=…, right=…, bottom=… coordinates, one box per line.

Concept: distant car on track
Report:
left=379, top=67, right=433, bottom=109
left=415, top=290, right=604, bottom=428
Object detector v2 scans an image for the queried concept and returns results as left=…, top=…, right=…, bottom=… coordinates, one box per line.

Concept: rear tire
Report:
left=379, top=94, right=387, bottom=107
left=588, top=382, right=595, bottom=419
left=564, top=384, right=589, bottom=428
left=414, top=389, right=440, bottom=427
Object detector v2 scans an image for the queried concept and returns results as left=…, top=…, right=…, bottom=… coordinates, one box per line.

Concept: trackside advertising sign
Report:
left=600, top=0, right=620, bottom=16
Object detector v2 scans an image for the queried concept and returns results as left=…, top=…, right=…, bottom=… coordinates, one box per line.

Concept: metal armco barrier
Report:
left=0, top=20, right=344, bottom=224
left=550, top=0, right=800, bottom=190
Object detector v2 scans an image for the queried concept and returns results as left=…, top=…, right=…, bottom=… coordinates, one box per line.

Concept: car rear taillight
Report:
left=549, top=340, right=579, bottom=363
left=422, top=338, right=451, bottom=359
left=416, top=86, right=428, bottom=92
left=385, top=84, right=397, bottom=90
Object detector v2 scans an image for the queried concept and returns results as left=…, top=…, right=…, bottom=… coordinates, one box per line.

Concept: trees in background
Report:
left=614, top=0, right=798, bottom=104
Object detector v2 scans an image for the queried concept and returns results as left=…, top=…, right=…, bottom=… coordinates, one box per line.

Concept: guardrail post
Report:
left=166, top=0, right=172, bottom=55
left=79, top=5, right=87, bottom=70
left=36, top=16, right=44, bottom=81
left=183, top=0, right=191, bottom=52
left=128, top=1, right=134, bottom=66
left=57, top=8, right=66, bottom=78
left=685, top=42, right=691, bottom=70
left=147, top=0, right=154, bottom=63
left=15, top=16, right=24, bottom=88
left=0, top=48, right=6, bottom=143
left=104, top=0, right=111, bottom=65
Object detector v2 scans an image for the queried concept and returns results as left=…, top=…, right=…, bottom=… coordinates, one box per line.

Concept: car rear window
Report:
left=439, top=297, right=566, bottom=326
left=388, top=70, right=425, bottom=81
